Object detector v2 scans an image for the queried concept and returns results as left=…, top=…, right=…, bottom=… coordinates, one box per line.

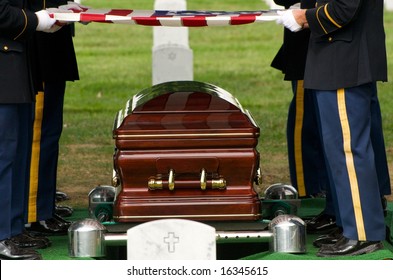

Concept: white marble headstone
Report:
left=386, top=0, right=393, bottom=11
left=127, top=219, right=216, bottom=260
left=152, top=0, right=194, bottom=85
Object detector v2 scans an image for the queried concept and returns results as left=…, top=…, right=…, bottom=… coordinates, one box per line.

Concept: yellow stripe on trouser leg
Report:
left=337, top=89, right=366, bottom=240
left=294, top=80, right=306, bottom=197
left=28, top=91, right=44, bottom=223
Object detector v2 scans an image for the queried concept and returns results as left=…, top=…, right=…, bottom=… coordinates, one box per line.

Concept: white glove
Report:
left=45, top=8, right=76, bottom=31
left=59, top=1, right=89, bottom=12
left=45, top=24, right=63, bottom=33
left=35, top=10, right=56, bottom=32
left=276, top=10, right=302, bottom=32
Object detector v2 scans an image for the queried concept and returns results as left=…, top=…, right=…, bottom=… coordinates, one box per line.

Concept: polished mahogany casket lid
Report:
left=112, top=81, right=262, bottom=222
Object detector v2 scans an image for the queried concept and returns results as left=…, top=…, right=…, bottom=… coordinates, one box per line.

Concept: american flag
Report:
left=50, top=9, right=281, bottom=27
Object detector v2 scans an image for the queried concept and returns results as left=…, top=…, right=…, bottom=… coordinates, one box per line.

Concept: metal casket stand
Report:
left=269, top=215, right=306, bottom=253
left=68, top=219, right=107, bottom=258
left=68, top=215, right=306, bottom=258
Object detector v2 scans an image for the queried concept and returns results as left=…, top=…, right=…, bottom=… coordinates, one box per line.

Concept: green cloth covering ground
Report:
left=39, top=199, right=393, bottom=260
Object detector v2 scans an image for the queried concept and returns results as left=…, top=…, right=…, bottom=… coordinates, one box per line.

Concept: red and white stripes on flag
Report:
left=50, top=9, right=281, bottom=27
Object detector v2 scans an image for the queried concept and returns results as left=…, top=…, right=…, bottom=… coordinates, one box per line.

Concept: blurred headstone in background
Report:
left=385, top=0, right=393, bottom=11
left=152, top=0, right=194, bottom=85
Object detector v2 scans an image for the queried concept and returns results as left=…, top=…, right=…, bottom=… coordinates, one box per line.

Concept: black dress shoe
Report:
left=56, top=191, right=70, bottom=203
left=55, top=204, right=74, bottom=217
left=23, top=230, right=52, bottom=246
left=26, top=218, right=69, bottom=236
left=52, top=214, right=72, bottom=228
left=317, top=236, right=383, bottom=257
left=10, top=231, right=50, bottom=249
left=313, top=227, right=343, bottom=248
left=306, top=212, right=337, bottom=234
left=0, top=239, right=42, bottom=260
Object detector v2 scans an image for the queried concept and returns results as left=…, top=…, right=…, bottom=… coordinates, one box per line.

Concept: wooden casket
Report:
left=112, top=81, right=262, bottom=222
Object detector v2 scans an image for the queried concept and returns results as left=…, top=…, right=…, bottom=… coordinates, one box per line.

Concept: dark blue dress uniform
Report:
left=0, top=0, right=39, bottom=242
left=27, top=0, right=79, bottom=224
left=271, top=0, right=330, bottom=199
left=304, top=0, right=389, bottom=242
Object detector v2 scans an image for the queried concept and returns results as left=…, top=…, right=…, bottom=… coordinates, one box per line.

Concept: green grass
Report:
left=58, top=0, right=393, bottom=207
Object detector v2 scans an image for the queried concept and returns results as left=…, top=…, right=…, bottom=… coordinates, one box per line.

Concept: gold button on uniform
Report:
left=3, top=45, right=9, bottom=51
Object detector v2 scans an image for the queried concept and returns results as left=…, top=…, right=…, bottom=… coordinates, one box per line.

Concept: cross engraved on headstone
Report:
left=163, top=232, right=179, bottom=253
left=168, top=52, right=177, bottom=61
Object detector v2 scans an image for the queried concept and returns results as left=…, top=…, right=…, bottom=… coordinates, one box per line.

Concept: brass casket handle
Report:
left=168, top=169, right=175, bottom=191
left=200, top=168, right=207, bottom=190
left=148, top=168, right=226, bottom=191
left=254, top=167, right=262, bottom=185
